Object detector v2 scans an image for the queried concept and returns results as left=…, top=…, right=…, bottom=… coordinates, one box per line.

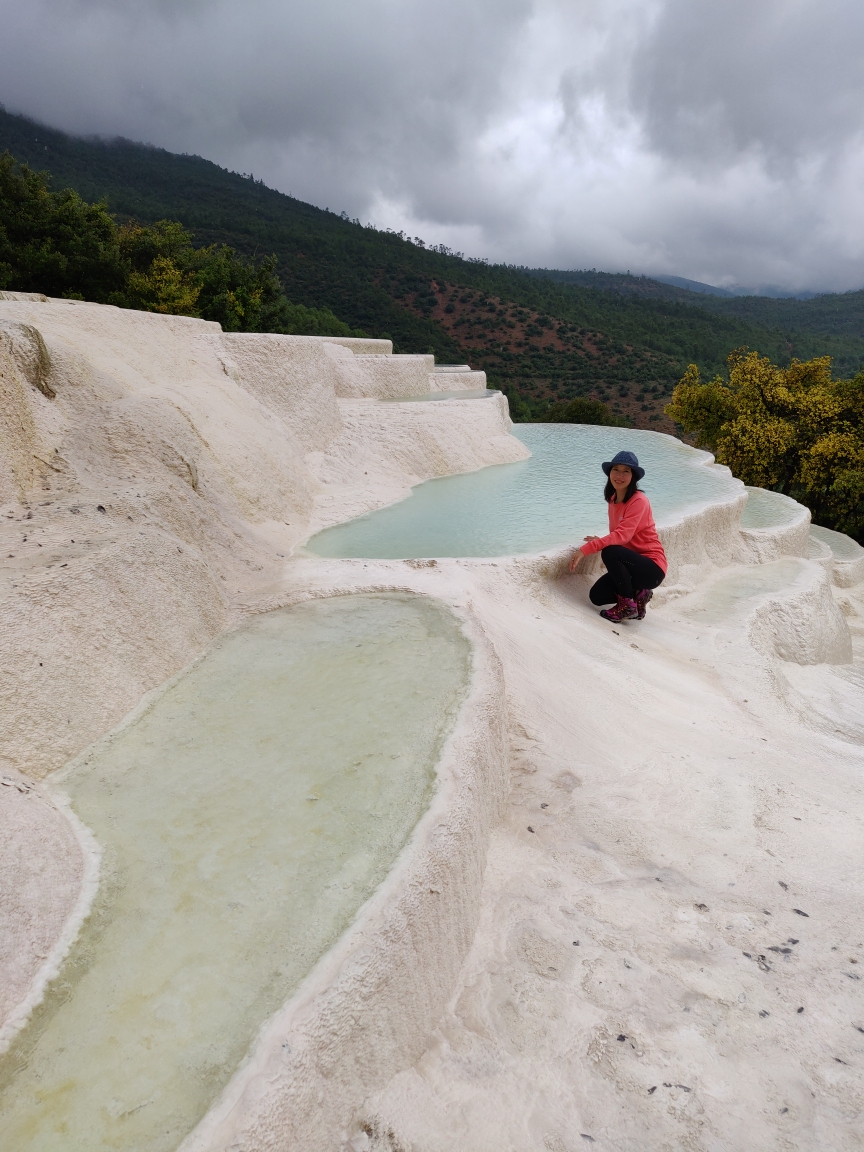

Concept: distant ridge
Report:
left=1, top=105, right=863, bottom=419
left=653, top=274, right=822, bottom=301
left=652, top=274, right=735, bottom=298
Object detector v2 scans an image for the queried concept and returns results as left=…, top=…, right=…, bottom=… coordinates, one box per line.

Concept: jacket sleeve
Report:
left=581, top=497, right=649, bottom=554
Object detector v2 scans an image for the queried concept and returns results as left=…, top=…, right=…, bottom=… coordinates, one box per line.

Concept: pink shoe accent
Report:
left=634, top=588, right=653, bottom=620
left=600, top=595, right=638, bottom=623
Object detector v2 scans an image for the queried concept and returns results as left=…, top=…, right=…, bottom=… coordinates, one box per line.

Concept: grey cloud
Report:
left=1, top=0, right=531, bottom=215
left=1, top=0, right=863, bottom=291
left=629, top=0, right=864, bottom=167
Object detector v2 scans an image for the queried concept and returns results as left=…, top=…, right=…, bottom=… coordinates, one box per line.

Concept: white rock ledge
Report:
left=748, top=563, right=852, bottom=665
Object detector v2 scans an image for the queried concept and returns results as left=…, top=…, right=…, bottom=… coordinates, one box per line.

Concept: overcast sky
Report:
left=2, top=0, right=863, bottom=292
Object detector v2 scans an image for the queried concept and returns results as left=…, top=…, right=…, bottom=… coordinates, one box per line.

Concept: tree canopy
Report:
left=0, top=152, right=364, bottom=337
left=666, top=350, right=864, bottom=540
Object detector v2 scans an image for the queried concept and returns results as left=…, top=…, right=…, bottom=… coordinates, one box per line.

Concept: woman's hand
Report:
left=569, top=536, right=599, bottom=573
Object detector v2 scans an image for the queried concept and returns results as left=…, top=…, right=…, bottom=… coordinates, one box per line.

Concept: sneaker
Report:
left=634, top=588, right=653, bottom=620
left=599, top=595, right=638, bottom=623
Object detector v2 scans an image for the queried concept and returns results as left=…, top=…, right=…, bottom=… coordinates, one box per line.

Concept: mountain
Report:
left=651, top=274, right=735, bottom=297
left=649, top=274, right=821, bottom=300
left=2, top=106, right=863, bottom=427
left=689, top=287, right=864, bottom=339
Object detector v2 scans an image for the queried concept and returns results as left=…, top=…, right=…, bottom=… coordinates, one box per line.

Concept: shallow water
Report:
left=381, top=389, right=498, bottom=403
left=306, top=424, right=742, bottom=559
left=0, top=595, right=470, bottom=1152
left=810, top=523, right=864, bottom=561
left=809, top=534, right=832, bottom=560
left=739, top=486, right=804, bottom=528
left=682, top=558, right=809, bottom=624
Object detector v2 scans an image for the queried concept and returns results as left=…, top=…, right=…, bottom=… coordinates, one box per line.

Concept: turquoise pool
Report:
left=305, top=425, right=743, bottom=560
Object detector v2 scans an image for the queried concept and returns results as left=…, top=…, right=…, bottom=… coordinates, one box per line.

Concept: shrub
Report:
left=666, top=350, right=864, bottom=540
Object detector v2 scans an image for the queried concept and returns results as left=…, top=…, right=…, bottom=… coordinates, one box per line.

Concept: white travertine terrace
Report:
left=1, top=296, right=863, bottom=1151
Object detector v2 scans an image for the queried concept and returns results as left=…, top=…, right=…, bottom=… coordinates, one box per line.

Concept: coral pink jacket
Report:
left=581, top=491, right=668, bottom=573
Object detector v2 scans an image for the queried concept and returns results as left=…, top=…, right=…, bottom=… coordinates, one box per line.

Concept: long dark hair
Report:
left=604, top=474, right=642, bottom=503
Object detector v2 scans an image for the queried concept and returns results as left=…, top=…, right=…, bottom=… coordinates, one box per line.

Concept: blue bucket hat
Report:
left=601, top=450, right=645, bottom=482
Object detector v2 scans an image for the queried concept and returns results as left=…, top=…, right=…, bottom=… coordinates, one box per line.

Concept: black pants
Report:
left=589, top=545, right=666, bottom=604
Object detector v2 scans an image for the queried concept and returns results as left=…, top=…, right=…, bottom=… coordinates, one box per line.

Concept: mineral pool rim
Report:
left=303, top=424, right=745, bottom=561
left=380, top=389, right=500, bottom=403
left=739, top=485, right=807, bottom=529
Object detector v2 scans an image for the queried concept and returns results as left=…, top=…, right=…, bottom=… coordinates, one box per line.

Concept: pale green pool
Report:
left=739, top=485, right=806, bottom=529
left=681, top=558, right=809, bottom=624
left=305, top=425, right=743, bottom=560
left=0, top=595, right=470, bottom=1152
left=810, top=523, right=864, bottom=561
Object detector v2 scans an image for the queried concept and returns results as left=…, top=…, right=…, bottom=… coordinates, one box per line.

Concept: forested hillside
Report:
left=2, top=107, right=863, bottom=426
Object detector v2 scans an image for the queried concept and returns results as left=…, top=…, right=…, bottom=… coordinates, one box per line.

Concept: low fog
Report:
left=1, top=0, right=863, bottom=291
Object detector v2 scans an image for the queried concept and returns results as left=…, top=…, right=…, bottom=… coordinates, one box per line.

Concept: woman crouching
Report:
left=569, top=450, right=667, bottom=623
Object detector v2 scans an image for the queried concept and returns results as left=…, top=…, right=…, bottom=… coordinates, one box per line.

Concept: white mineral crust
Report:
left=1, top=296, right=862, bottom=1152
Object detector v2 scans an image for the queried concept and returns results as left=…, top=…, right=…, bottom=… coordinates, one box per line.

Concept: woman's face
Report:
left=610, top=464, right=633, bottom=491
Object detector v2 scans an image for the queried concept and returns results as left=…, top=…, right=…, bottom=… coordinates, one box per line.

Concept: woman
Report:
left=568, top=450, right=667, bottom=623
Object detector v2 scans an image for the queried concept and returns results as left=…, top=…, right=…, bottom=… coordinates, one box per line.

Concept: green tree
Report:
left=664, top=362, right=735, bottom=450
left=116, top=222, right=202, bottom=314
left=113, top=220, right=364, bottom=334
left=0, top=152, right=126, bottom=299
left=667, top=350, right=864, bottom=540
left=0, top=154, right=364, bottom=336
